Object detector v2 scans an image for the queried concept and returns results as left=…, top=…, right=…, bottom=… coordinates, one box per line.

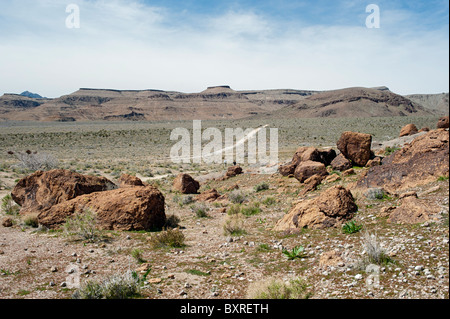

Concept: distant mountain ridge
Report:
left=20, top=91, right=44, bottom=99
left=0, top=86, right=447, bottom=122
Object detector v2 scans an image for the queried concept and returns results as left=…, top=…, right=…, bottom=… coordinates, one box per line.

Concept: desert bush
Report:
left=246, top=277, right=312, bottom=299
left=23, top=214, right=39, bottom=228
left=254, top=182, right=269, bottom=192
left=149, top=228, right=185, bottom=248
left=164, top=214, right=181, bottom=228
left=223, top=213, right=245, bottom=236
left=72, top=270, right=140, bottom=299
left=11, top=150, right=58, bottom=171
left=1, top=194, right=20, bottom=215
left=229, top=190, right=247, bottom=204
left=262, top=196, right=276, bottom=206
left=63, top=208, right=100, bottom=242
left=240, top=202, right=261, bottom=216
left=359, top=230, right=393, bottom=266
left=190, top=203, right=209, bottom=218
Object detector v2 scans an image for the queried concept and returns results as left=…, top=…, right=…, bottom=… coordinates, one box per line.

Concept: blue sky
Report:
left=0, top=0, right=448, bottom=97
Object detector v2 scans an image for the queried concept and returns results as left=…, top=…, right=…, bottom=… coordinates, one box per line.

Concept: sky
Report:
left=0, top=0, right=448, bottom=98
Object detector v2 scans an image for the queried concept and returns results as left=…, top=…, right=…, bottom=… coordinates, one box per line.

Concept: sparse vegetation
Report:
left=190, top=203, right=209, bottom=218
left=72, top=270, right=140, bottom=299
left=131, top=248, right=146, bottom=264
left=342, top=220, right=363, bottom=234
left=359, top=231, right=393, bottom=267
left=229, top=190, right=247, bottom=204
left=63, top=209, right=101, bottom=242
left=282, top=245, right=307, bottom=260
left=254, top=182, right=269, bottom=192
left=10, top=150, right=58, bottom=171
left=246, top=276, right=312, bottom=299
left=1, top=194, right=20, bottom=215
left=149, top=228, right=185, bottom=248
left=223, top=213, right=246, bottom=236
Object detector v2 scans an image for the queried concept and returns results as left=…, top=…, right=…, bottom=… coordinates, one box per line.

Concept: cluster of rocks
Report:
left=10, top=170, right=166, bottom=231
left=275, top=116, right=449, bottom=231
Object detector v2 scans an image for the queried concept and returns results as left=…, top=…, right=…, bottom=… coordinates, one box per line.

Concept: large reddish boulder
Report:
left=437, top=116, right=449, bottom=129
left=11, top=169, right=116, bottom=215
left=399, top=124, right=418, bottom=137
left=294, top=160, right=328, bottom=183
left=225, top=165, right=243, bottom=177
left=357, top=129, right=449, bottom=192
left=38, top=186, right=166, bottom=231
left=118, top=174, right=144, bottom=187
left=172, top=173, right=200, bottom=194
left=278, top=162, right=297, bottom=176
left=337, top=131, right=372, bottom=167
left=273, top=185, right=357, bottom=230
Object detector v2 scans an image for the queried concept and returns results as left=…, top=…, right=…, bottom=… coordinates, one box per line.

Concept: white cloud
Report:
left=0, top=0, right=448, bottom=97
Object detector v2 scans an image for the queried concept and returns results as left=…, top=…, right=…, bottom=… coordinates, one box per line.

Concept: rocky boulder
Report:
left=196, top=189, right=221, bottom=202
left=437, top=116, right=449, bottom=129
left=330, top=153, right=352, bottom=171
left=399, top=123, right=418, bottom=137
left=225, top=165, right=243, bottom=178
left=278, top=147, right=336, bottom=176
left=12, top=169, right=116, bottom=215
left=337, top=131, right=372, bottom=167
left=294, top=160, right=328, bottom=183
left=273, top=185, right=357, bottom=231
left=118, top=174, right=145, bottom=187
left=386, top=196, right=440, bottom=224
left=356, top=129, right=449, bottom=192
left=38, top=185, right=166, bottom=231
left=172, top=173, right=200, bottom=194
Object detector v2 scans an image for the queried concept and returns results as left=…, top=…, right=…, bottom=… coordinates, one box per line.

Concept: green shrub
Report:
left=1, top=194, right=20, bottom=215
left=254, top=182, right=269, bottom=192
left=190, top=203, right=209, bottom=218
left=342, top=220, right=362, bottom=234
left=149, top=228, right=185, bottom=248
left=240, top=202, right=261, bottom=216
left=23, top=215, right=39, bottom=228
left=262, top=197, right=276, bottom=206
left=282, top=245, right=307, bottom=260
left=131, top=249, right=146, bottom=264
left=223, top=213, right=245, bottom=236
left=63, top=209, right=100, bottom=242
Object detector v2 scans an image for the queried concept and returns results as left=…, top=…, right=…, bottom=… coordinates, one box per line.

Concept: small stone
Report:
left=50, top=266, right=58, bottom=272
left=49, top=281, right=55, bottom=286
left=355, top=274, right=363, bottom=280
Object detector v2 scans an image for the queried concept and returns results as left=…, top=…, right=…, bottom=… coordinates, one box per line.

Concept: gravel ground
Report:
left=0, top=167, right=448, bottom=300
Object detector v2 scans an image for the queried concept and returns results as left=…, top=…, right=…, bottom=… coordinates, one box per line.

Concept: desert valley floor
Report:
left=0, top=116, right=448, bottom=299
